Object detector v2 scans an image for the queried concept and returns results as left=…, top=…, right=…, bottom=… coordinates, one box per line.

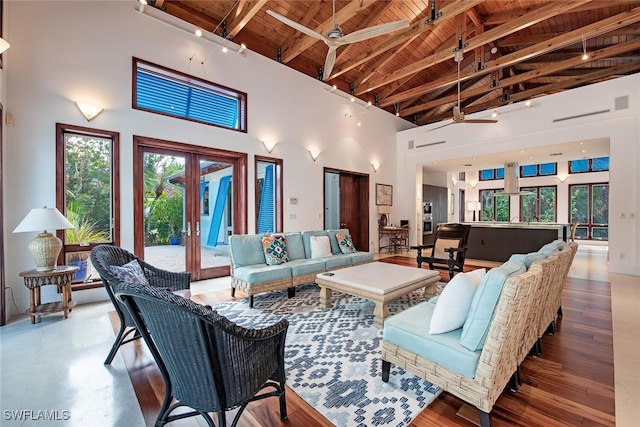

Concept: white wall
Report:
left=397, top=73, right=639, bottom=276
left=2, top=0, right=413, bottom=319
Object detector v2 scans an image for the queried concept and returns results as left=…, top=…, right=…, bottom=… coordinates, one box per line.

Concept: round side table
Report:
left=19, top=266, right=79, bottom=324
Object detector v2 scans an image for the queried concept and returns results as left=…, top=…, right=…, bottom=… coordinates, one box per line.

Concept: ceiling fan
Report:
left=426, top=51, right=498, bottom=132
left=267, top=0, right=409, bottom=81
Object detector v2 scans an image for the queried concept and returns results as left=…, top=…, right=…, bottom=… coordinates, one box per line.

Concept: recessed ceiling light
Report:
left=195, top=28, right=203, bottom=37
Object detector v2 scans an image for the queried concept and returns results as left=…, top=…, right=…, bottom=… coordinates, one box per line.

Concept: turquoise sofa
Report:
left=229, top=229, right=373, bottom=307
left=381, top=240, right=577, bottom=427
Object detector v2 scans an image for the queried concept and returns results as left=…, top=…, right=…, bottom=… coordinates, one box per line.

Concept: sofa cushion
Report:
left=262, top=235, right=289, bottom=265
left=302, top=231, right=330, bottom=258
left=282, top=232, right=306, bottom=260
left=336, top=233, right=357, bottom=254
left=232, top=264, right=292, bottom=284
left=459, top=260, right=526, bottom=351
left=384, top=301, right=481, bottom=378
left=229, top=234, right=267, bottom=268
left=350, top=251, right=374, bottom=265
left=310, top=235, right=332, bottom=259
left=538, top=239, right=565, bottom=256
left=321, top=254, right=353, bottom=270
left=110, top=259, right=149, bottom=285
left=429, top=268, right=486, bottom=334
left=509, top=251, right=547, bottom=269
left=327, top=229, right=350, bottom=255
left=287, top=259, right=327, bottom=276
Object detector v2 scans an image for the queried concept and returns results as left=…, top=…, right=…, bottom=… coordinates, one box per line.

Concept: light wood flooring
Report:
left=117, top=257, right=614, bottom=426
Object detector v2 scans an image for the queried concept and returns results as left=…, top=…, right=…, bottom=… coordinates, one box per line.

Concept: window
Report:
left=56, top=124, right=120, bottom=287
left=569, top=183, right=608, bottom=240
left=479, top=189, right=510, bottom=221
left=569, top=156, right=609, bottom=174
left=479, top=167, right=504, bottom=181
left=255, top=156, right=283, bottom=233
left=520, top=162, right=557, bottom=177
left=520, top=186, right=557, bottom=222
left=133, top=58, right=247, bottom=132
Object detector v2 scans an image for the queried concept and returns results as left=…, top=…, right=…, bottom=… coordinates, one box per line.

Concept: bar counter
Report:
left=461, top=222, right=569, bottom=262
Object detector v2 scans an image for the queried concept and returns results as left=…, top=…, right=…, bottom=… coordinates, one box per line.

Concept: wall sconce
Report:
left=0, top=37, right=10, bottom=54
left=557, top=174, right=568, bottom=183
left=451, top=175, right=458, bottom=186
left=468, top=179, right=478, bottom=188
left=74, top=100, right=104, bottom=121
left=262, top=140, right=277, bottom=153
left=371, top=162, right=380, bottom=173
left=309, top=149, right=321, bottom=161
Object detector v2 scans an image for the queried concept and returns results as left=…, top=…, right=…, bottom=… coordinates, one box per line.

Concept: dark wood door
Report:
left=339, top=174, right=369, bottom=251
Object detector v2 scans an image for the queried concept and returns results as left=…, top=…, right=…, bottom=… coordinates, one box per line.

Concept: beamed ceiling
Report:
left=151, top=0, right=640, bottom=126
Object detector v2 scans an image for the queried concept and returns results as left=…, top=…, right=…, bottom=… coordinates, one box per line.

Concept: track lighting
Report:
left=581, top=35, right=589, bottom=60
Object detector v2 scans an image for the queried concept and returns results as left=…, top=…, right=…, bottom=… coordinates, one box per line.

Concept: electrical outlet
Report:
left=289, top=214, right=297, bottom=220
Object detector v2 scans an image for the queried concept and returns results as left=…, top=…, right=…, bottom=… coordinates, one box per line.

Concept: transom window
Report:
left=569, top=157, right=609, bottom=173
left=133, top=58, right=247, bottom=132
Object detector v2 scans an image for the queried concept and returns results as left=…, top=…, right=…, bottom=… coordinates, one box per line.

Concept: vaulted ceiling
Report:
left=149, top=0, right=640, bottom=126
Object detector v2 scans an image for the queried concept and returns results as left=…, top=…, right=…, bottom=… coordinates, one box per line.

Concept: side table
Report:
left=19, top=266, right=79, bottom=324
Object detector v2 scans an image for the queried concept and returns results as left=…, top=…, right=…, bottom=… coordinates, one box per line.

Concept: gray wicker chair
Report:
left=114, top=282, right=289, bottom=427
left=90, top=245, right=191, bottom=364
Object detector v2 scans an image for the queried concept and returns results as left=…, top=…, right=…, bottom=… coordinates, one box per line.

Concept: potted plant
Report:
left=168, top=221, right=180, bottom=245
left=66, top=205, right=110, bottom=282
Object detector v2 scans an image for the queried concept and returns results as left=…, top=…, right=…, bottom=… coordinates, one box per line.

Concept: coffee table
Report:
left=315, top=262, right=440, bottom=327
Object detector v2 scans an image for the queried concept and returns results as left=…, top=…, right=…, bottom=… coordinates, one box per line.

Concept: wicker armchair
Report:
left=90, top=245, right=191, bottom=365
left=114, top=282, right=289, bottom=427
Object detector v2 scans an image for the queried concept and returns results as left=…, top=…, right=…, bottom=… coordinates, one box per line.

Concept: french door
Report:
left=134, top=136, right=247, bottom=280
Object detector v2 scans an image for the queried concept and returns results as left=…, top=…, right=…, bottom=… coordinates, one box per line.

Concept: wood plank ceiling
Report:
left=150, top=0, right=640, bottom=126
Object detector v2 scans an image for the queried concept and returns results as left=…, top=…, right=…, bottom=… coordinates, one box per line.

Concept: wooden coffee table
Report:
left=315, top=262, right=440, bottom=327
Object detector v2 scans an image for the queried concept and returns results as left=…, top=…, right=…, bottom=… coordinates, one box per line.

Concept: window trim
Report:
left=519, top=185, right=558, bottom=222
left=132, top=58, right=247, bottom=133
left=479, top=188, right=510, bottom=222
left=568, top=182, right=609, bottom=241
left=56, top=123, right=120, bottom=290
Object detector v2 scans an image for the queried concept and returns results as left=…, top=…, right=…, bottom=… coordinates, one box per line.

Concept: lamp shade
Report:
left=13, top=206, right=74, bottom=271
left=0, top=37, right=9, bottom=54
left=13, top=206, right=74, bottom=233
left=467, top=202, right=481, bottom=211
left=377, top=205, right=391, bottom=214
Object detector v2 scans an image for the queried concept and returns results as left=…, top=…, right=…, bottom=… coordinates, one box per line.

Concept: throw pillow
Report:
left=110, top=259, right=149, bottom=285
left=262, top=235, right=289, bottom=265
left=310, top=235, right=332, bottom=258
left=429, top=268, right=486, bottom=334
left=433, top=238, right=461, bottom=259
left=336, top=233, right=357, bottom=254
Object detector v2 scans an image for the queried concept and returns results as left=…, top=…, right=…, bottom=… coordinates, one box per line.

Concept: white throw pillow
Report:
left=310, top=235, right=332, bottom=259
left=429, top=268, right=486, bottom=334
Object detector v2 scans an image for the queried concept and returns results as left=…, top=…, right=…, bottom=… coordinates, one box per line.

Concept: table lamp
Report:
left=13, top=206, right=75, bottom=271
left=467, top=201, right=482, bottom=221
left=378, top=205, right=391, bottom=227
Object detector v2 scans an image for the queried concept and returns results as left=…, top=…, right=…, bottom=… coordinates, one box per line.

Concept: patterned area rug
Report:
left=213, top=283, right=445, bottom=426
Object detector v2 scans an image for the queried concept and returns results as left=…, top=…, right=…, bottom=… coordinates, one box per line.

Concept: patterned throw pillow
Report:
left=336, top=233, right=357, bottom=254
left=110, top=259, right=149, bottom=285
left=262, top=235, right=289, bottom=265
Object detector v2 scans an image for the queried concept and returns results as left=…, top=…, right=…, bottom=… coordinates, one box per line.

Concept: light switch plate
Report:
left=289, top=197, right=298, bottom=205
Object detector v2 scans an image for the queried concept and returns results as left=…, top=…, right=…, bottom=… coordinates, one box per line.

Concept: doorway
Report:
left=324, top=168, right=369, bottom=251
left=459, top=189, right=466, bottom=223
left=133, top=136, right=247, bottom=280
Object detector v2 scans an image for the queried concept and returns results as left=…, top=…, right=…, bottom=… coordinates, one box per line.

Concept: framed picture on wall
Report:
left=375, top=183, right=393, bottom=206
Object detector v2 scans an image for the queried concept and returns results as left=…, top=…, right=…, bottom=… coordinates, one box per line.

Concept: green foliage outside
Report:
left=143, top=154, right=185, bottom=246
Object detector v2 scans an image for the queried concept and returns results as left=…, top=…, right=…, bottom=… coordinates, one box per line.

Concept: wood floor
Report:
left=116, top=257, right=614, bottom=427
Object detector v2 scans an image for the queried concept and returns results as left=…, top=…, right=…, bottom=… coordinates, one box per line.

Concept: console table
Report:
left=20, top=266, right=78, bottom=324
left=378, top=227, right=409, bottom=253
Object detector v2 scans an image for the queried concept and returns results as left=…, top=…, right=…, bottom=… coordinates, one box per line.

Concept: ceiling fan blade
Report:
left=461, top=119, right=499, bottom=124
left=425, top=121, right=454, bottom=132
left=323, top=47, right=338, bottom=81
left=338, top=19, right=409, bottom=44
left=266, top=10, right=327, bottom=42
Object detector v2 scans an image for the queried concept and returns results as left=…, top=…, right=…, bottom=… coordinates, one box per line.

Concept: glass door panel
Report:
left=142, top=152, right=187, bottom=273
left=198, top=158, right=233, bottom=274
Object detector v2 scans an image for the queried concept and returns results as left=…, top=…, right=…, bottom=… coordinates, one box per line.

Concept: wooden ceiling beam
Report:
left=400, top=35, right=640, bottom=116
left=226, top=0, right=269, bottom=39
left=280, top=0, right=378, bottom=64
left=417, top=60, right=640, bottom=125
left=358, top=0, right=591, bottom=96
left=280, top=1, right=323, bottom=54
left=499, top=25, right=640, bottom=47
left=380, top=5, right=640, bottom=107
left=328, top=0, right=486, bottom=81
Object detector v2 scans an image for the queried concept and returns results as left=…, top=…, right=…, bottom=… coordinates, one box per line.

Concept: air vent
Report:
left=416, top=140, right=446, bottom=148
left=553, top=109, right=610, bottom=122
left=615, top=95, right=629, bottom=111
left=408, top=140, right=414, bottom=149
left=549, top=152, right=563, bottom=157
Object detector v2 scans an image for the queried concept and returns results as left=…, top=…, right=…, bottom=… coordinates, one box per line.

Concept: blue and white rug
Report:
left=213, top=283, right=444, bottom=427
